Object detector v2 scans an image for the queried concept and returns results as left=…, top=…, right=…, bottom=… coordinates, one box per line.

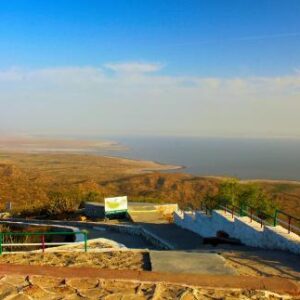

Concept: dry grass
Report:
left=1, top=151, right=300, bottom=218
left=0, top=152, right=179, bottom=182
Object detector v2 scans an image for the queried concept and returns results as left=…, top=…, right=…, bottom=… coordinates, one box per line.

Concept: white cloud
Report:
left=104, top=62, right=163, bottom=74
left=0, top=63, right=300, bottom=137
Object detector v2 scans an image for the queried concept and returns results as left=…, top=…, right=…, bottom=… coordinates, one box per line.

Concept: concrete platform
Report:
left=150, top=251, right=237, bottom=275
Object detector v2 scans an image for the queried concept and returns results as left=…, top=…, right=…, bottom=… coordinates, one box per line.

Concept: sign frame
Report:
left=104, top=196, right=128, bottom=217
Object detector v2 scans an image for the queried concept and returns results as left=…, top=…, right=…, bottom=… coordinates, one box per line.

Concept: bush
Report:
left=202, top=179, right=277, bottom=217
left=46, top=190, right=82, bottom=216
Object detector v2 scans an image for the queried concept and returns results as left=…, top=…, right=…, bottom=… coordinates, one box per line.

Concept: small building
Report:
left=84, top=202, right=105, bottom=218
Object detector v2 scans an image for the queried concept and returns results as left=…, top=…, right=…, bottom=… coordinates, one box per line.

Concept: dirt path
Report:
left=0, top=263, right=299, bottom=296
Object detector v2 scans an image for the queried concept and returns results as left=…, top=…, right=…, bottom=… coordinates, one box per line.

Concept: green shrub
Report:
left=202, top=179, right=277, bottom=217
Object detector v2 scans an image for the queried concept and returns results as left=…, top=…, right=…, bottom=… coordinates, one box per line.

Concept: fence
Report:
left=219, top=204, right=300, bottom=236
left=275, top=210, right=300, bottom=235
left=0, top=231, right=88, bottom=255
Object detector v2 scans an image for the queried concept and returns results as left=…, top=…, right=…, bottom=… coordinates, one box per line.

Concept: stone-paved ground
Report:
left=0, top=275, right=295, bottom=300
left=0, top=251, right=149, bottom=271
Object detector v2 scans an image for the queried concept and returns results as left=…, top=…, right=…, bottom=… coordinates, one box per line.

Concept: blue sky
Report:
left=1, top=0, right=300, bottom=76
left=0, top=1, right=300, bottom=137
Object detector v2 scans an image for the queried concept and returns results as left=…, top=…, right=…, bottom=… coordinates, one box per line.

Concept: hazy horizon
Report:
left=1, top=1, right=300, bottom=138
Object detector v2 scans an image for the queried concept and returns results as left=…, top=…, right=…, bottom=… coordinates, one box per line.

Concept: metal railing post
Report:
left=84, top=232, right=88, bottom=252
left=239, top=205, right=244, bottom=217
left=274, top=209, right=278, bottom=227
left=0, top=231, right=87, bottom=254
left=0, top=233, right=3, bottom=255
left=41, top=235, right=45, bottom=253
left=288, top=216, right=292, bottom=234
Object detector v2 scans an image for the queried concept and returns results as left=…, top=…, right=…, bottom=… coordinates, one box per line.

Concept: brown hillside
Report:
left=0, top=152, right=300, bottom=218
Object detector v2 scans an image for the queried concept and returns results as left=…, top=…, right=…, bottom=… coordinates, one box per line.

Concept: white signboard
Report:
left=105, top=196, right=128, bottom=214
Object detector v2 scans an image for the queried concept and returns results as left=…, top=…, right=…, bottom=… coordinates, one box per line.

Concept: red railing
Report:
left=275, top=210, right=300, bottom=235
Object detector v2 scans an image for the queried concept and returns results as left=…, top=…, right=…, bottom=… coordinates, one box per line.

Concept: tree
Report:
left=202, top=179, right=276, bottom=217
left=218, top=178, right=241, bottom=206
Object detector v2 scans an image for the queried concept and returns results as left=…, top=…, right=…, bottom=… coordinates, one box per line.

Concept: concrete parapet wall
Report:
left=195, top=211, right=215, bottom=236
left=211, top=210, right=235, bottom=237
left=263, top=225, right=300, bottom=254
left=173, top=209, right=300, bottom=255
left=233, top=217, right=263, bottom=247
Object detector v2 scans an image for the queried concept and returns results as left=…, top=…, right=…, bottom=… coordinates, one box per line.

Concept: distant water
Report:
left=94, top=136, right=300, bottom=181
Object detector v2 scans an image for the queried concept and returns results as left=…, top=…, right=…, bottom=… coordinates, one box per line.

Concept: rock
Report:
left=78, top=287, right=110, bottom=299
left=22, top=285, right=59, bottom=300
left=137, top=283, right=156, bottom=299
left=45, top=285, right=75, bottom=297
left=62, top=293, right=89, bottom=300
left=180, top=290, right=197, bottom=300
left=6, top=294, right=32, bottom=300
left=101, top=280, right=140, bottom=294
left=0, top=275, right=28, bottom=287
left=122, top=294, right=146, bottom=300
left=0, top=283, right=19, bottom=299
left=66, top=278, right=99, bottom=289
left=155, top=284, right=187, bottom=299
left=29, top=276, right=64, bottom=288
left=104, top=294, right=123, bottom=300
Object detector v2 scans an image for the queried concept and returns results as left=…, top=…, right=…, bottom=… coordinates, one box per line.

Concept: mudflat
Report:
left=0, top=136, right=123, bottom=153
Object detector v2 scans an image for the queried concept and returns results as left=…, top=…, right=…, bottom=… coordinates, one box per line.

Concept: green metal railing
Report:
left=275, top=210, right=300, bottom=234
left=0, top=231, right=88, bottom=255
left=221, top=204, right=275, bottom=227
left=218, top=204, right=300, bottom=235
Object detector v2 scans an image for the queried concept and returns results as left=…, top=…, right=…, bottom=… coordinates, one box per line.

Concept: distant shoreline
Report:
left=1, top=136, right=300, bottom=185
left=197, top=175, right=300, bottom=185
left=101, top=155, right=184, bottom=173
left=0, top=136, right=127, bottom=153
left=3, top=149, right=300, bottom=185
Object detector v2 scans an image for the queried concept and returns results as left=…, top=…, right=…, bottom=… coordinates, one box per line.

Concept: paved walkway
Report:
left=88, top=226, right=157, bottom=249
left=150, top=251, right=236, bottom=275
left=0, top=264, right=299, bottom=296
left=129, top=210, right=166, bottom=224
left=128, top=206, right=204, bottom=250
left=8, top=216, right=300, bottom=281
left=140, top=223, right=204, bottom=250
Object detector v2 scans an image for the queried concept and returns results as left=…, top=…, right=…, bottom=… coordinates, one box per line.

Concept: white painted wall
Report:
left=174, top=209, right=300, bottom=255
left=211, top=210, right=235, bottom=237
left=233, top=217, right=263, bottom=248
left=263, top=225, right=300, bottom=254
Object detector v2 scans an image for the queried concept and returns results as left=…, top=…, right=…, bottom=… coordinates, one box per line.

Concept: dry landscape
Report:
left=1, top=143, right=300, bottom=299
left=0, top=149, right=300, bottom=218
